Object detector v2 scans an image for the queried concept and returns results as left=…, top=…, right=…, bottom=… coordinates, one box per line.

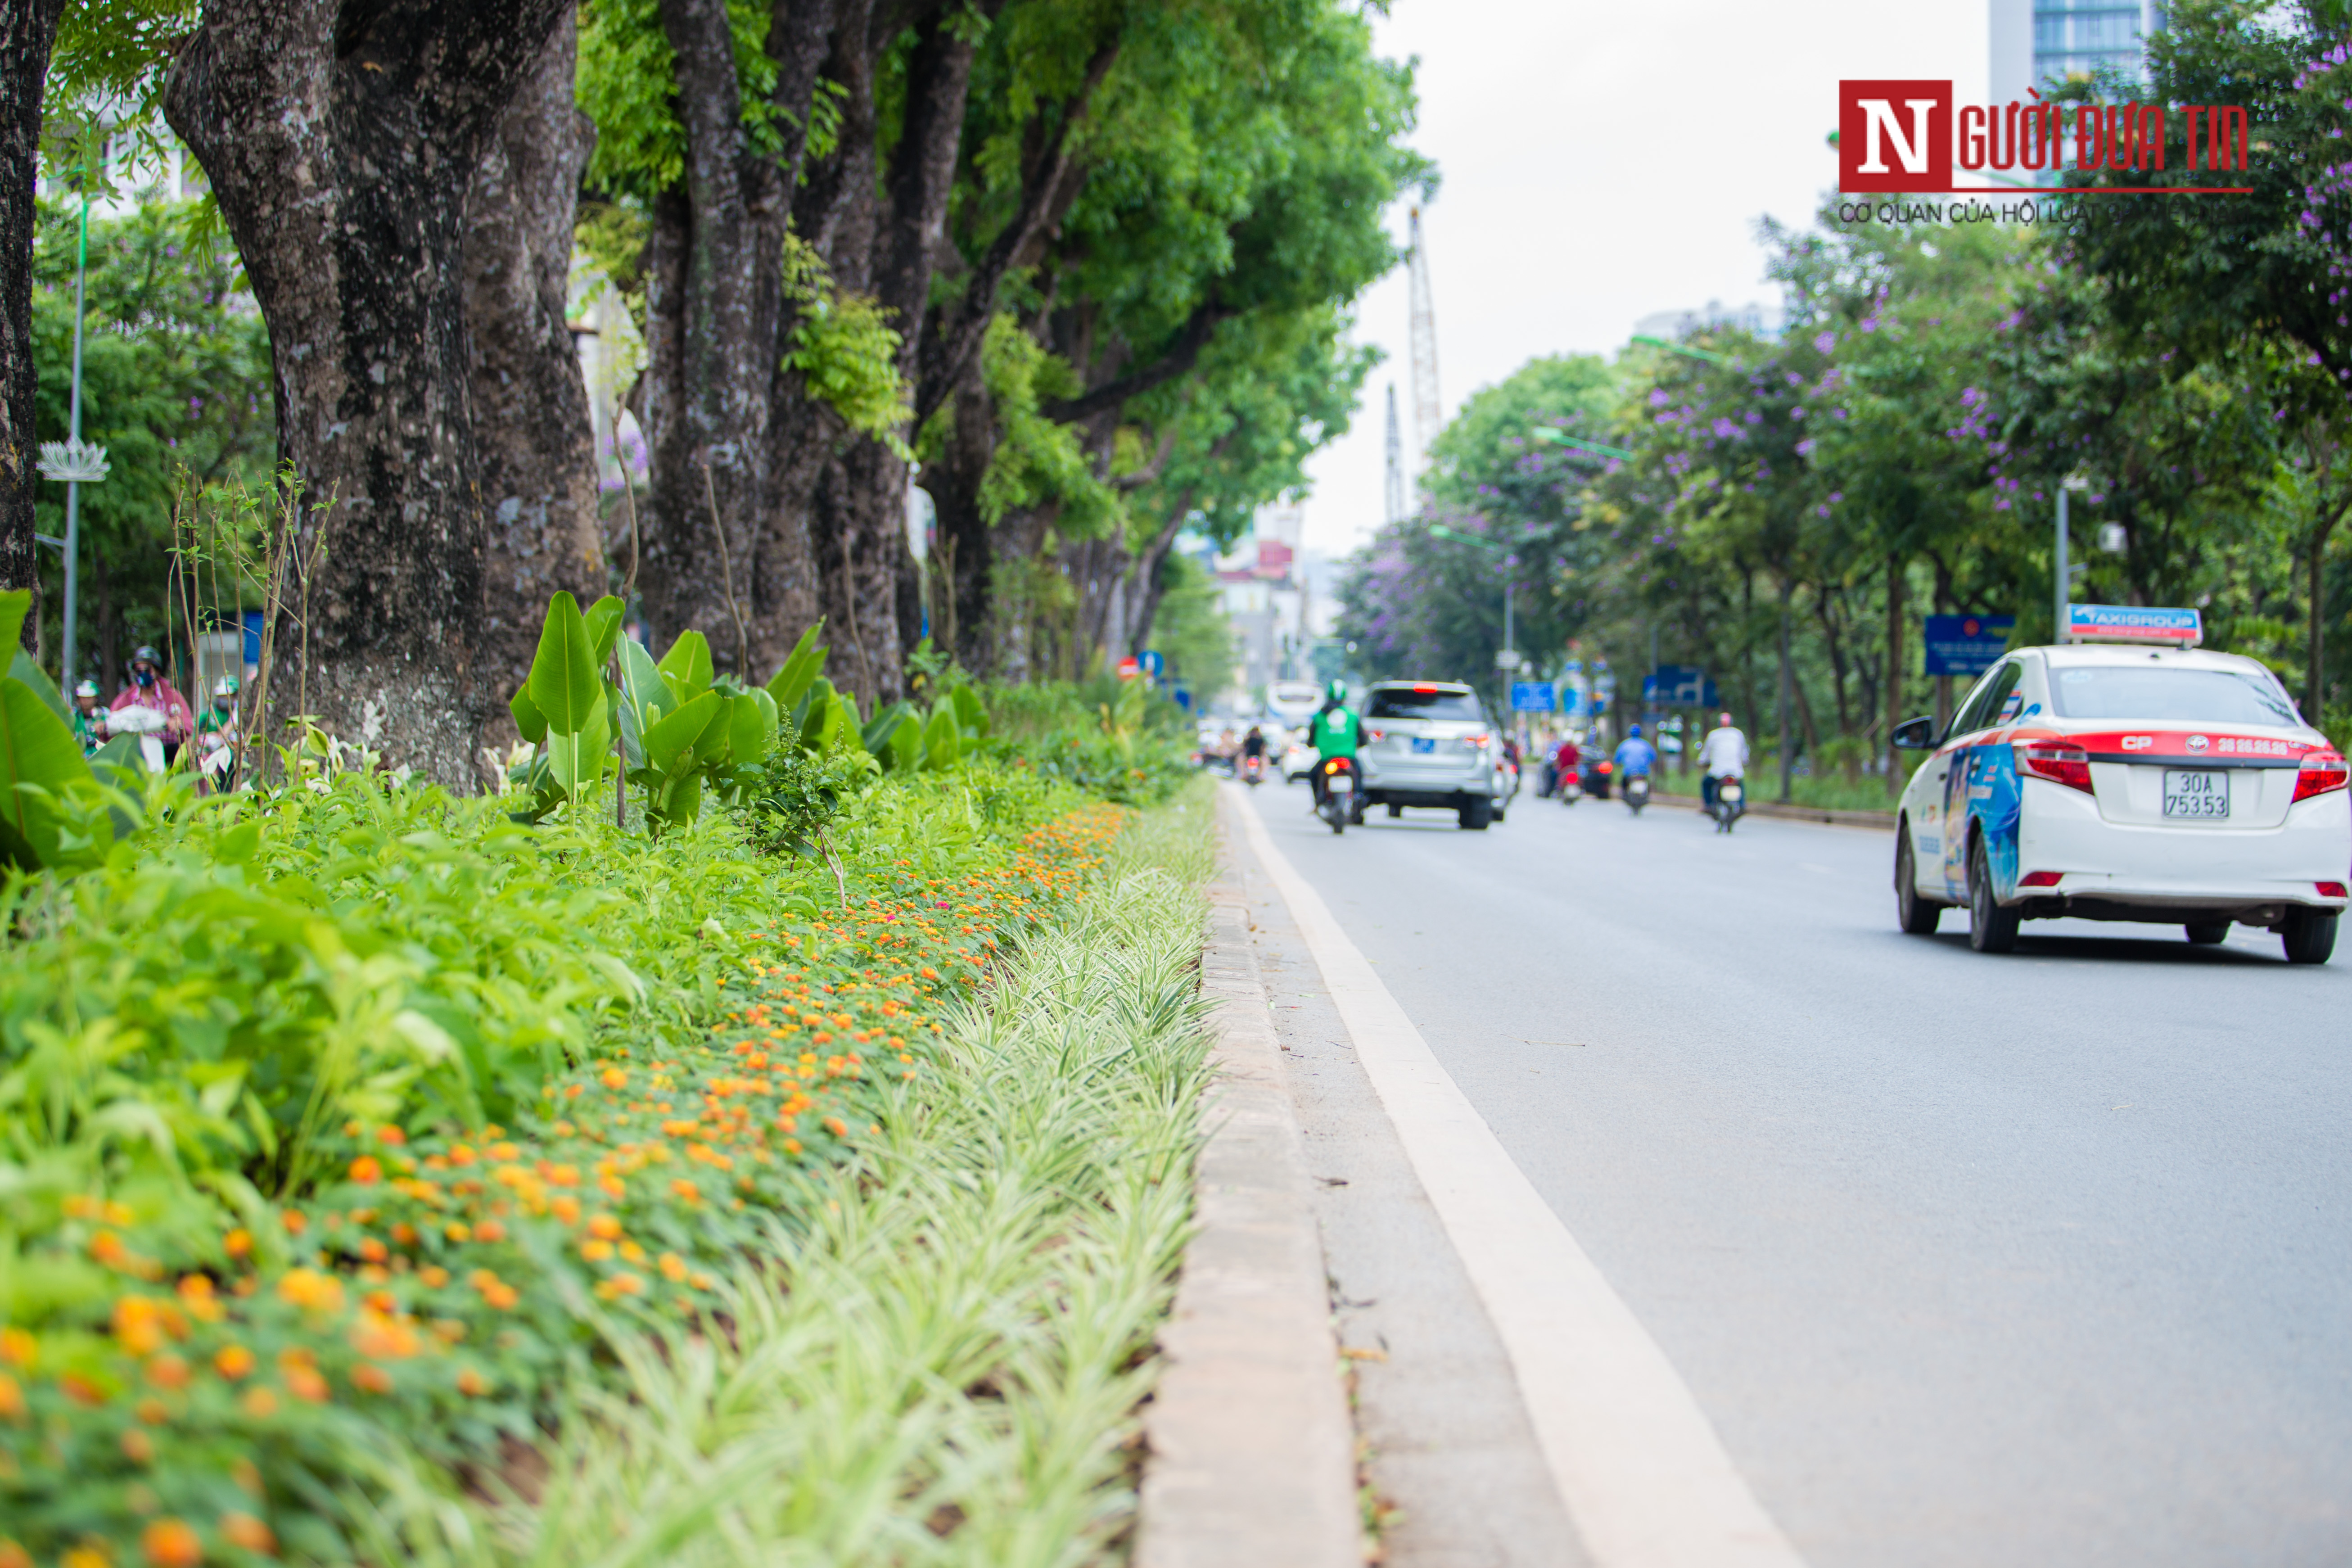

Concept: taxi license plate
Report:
left=1410, top=737, right=1436, bottom=755
left=2163, top=769, right=2230, bottom=818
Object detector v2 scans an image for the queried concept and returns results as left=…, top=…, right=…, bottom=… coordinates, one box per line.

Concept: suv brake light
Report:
left=2016, top=740, right=2093, bottom=794
left=2018, top=870, right=2063, bottom=888
left=1462, top=732, right=1490, bottom=749
left=2293, top=750, right=2349, bottom=802
left=1364, top=728, right=1385, bottom=741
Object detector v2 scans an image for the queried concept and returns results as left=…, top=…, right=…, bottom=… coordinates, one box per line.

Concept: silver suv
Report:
left=1357, top=681, right=1510, bottom=830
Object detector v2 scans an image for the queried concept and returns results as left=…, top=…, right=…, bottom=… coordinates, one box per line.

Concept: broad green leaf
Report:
left=509, top=685, right=548, bottom=745
left=583, top=596, right=627, bottom=667
left=0, top=587, right=26, bottom=653
left=798, top=678, right=837, bottom=751
left=9, top=649, right=69, bottom=727
left=951, top=684, right=989, bottom=738
left=619, top=636, right=674, bottom=725
left=860, top=700, right=910, bottom=755
left=524, top=592, right=600, bottom=737
left=658, top=630, right=713, bottom=705
left=887, top=714, right=921, bottom=772
left=549, top=694, right=611, bottom=798
left=0, top=676, right=94, bottom=868
left=766, top=620, right=827, bottom=712
left=923, top=704, right=961, bottom=769
left=727, top=692, right=775, bottom=767
left=643, top=689, right=724, bottom=775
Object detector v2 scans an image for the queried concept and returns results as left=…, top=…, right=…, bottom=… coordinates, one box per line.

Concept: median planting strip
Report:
left=0, top=713, right=1216, bottom=1563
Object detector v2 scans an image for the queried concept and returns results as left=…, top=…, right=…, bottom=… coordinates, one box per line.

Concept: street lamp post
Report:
left=36, top=190, right=107, bottom=684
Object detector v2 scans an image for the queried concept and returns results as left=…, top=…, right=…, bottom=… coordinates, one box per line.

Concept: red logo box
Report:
left=1839, top=80, right=1952, bottom=193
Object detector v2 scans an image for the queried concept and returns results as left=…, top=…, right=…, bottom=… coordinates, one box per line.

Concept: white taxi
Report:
left=1890, top=607, right=2349, bottom=963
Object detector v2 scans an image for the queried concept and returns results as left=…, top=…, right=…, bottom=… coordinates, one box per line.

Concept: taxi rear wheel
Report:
left=2281, top=909, right=2338, bottom=966
left=1895, top=830, right=1940, bottom=935
left=1967, top=835, right=2020, bottom=954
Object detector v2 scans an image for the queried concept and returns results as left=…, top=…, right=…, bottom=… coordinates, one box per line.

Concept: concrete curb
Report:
left=1136, top=866, right=1359, bottom=1568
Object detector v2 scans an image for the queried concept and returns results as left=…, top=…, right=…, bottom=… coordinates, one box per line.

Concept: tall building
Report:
left=1991, top=0, right=2164, bottom=107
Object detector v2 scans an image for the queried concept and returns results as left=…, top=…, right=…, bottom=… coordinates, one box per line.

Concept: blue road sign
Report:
left=1642, top=665, right=1717, bottom=705
left=1922, top=615, right=2015, bottom=676
left=1510, top=681, right=1555, bottom=712
left=1137, top=649, right=1165, bottom=677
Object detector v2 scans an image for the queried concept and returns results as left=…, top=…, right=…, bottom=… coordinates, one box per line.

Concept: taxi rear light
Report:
left=2293, top=751, right=2349, bottom=802
left=2317, top=881, right=2349, bottom=898
left=1463, top=732, right=1490, bottom=748
left=1364, top=728, right=1385, bottom=741
left=2016, top=740, right=2093, bottom=794
left=2018, top=870, right=2064, bottom=888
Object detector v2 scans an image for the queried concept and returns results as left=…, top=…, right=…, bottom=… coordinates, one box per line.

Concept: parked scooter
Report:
left=1622, top=773, right=1652, bottom=816
left=1316, top=755, right=1361, bottom=835
left=1710, top=774, right=1746, bottom=833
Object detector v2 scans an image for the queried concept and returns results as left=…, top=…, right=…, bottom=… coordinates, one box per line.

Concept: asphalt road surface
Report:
left=1237, top=781, right=2352, bottom=1568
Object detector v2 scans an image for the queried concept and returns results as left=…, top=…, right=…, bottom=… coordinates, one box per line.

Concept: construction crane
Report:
left=1383, top=383, right=1406, bottom=525
left=1407, top=206, right=1441, bottom=477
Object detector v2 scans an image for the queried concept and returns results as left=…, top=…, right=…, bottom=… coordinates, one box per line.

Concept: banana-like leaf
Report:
left=0, top=675, right=95, bottom=868
left=766, top=620, right=827, bottom=712
left=886, top=714, right=921, bottom=772
left=922, top=704, right=961, bottom=769
left=658, top=630, right=713, bottom=706
left=643, top=689, right=724, bottom=776
left=548, top=693, right=611, bottom=797
left=9, top=649, right=70, bottom=727
left=727, top=691, right=775, bottom=767
left=583, top=595, right=627, bottom=667
left=860, top=700, right=910, bottom=755
left=798, top=678, right=837, bottom=750
left=951, top=683, right=990, bottom=738
left=619, top=636, right=673, bottom=725
left=0, top=587, right=27, bottom=652
left=524, top=591, right=600, bottom=737
left=509, top=685, right=548, bottom=745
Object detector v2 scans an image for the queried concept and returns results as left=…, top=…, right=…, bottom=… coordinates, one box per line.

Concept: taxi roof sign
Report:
left=2063, top=603, right=2202, bottom=648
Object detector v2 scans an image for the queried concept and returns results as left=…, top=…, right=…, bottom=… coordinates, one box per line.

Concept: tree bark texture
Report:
left=465, top=11, right=605, bottom=741
left=165, top=0, right=570, bottom=785
left=0, top=0, right=66, bottom=647
left=1883, top=553, right=1904, bottom=797
left=635, top=0, right=804, bottom=678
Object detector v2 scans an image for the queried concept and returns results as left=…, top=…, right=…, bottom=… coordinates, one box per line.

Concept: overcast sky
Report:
left=1296, top=0, right=1990, bottom=558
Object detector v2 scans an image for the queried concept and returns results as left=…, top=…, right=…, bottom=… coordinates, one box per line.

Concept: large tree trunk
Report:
left=634, top=0, right=795, bottom=677
left=0, top=0, right=67, bottom=649
left=466, top=11, right=604, bottom=743
left=165, top=0, right=570, bottom=786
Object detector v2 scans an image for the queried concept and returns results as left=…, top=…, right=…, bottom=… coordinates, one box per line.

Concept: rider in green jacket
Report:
left=1309, top=679, right=1363, bottom=808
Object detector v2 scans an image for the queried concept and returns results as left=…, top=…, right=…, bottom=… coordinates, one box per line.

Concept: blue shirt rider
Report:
left=1613, top=724, right=1658, bottom=778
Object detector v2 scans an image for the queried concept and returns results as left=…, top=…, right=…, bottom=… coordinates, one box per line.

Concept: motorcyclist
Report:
left=1239, top=724, right=1268, bottom=782
left=1695, top=711, right=1749, bottom=810
left=1309, top=678, right=1363, bottom=809
left=1554, top=732, right=1581, bottom=784
left=196, top=677, right=242, bottom=792
left=110, top=645, right=193, bottom=768
left=71, top=679, right=110, bottom=753
left=1613, top=723, right=1657, bottom=782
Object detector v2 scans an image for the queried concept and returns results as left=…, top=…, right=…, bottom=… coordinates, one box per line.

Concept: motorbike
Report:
left=1557, top=764, right=1583, bottom=806
left=1622, top=772, right=1651, bottom=816
left=1316, top=755, right=1361, bottom=834
left=1710, top=774, right=1746, bottom=833
left=1241, top=751, right=1266, bottom=786
left=106, top=702, right=170, bottom=774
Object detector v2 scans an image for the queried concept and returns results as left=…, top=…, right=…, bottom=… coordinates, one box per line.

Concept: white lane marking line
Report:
left=1232, top=784, right=1807, bottom=1568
